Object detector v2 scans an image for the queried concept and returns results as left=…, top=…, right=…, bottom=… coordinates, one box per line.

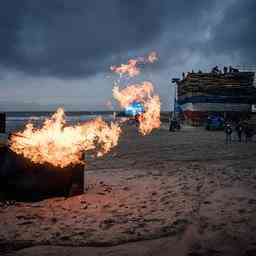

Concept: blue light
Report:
left=124, top=101, right=144, bottom=116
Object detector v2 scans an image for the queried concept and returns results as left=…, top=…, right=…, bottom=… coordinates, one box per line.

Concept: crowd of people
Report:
left=225, top=121, right=254, bottom=144
left=181, top=65, right=239, bottom=79
left=211, top=65, right=239, bottom=75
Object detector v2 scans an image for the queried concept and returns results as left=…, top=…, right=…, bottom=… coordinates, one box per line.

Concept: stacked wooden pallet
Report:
left=178, top=72, right=255, bottom=98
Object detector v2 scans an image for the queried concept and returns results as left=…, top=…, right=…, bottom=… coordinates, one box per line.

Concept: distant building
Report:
left=174, top=70, right=256, bottom=125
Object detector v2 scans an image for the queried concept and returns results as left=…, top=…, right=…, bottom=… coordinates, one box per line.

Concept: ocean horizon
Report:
left=5, top=111, right=118, bottom=133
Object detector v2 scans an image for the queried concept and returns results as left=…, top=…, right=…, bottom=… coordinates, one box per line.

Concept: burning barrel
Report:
left=0, top=146, right=84, bottom=202
left=0, top=108, right=121, bottom=201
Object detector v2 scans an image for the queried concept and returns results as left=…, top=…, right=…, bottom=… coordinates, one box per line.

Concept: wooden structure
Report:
left=175, top=71, right=256, bottom=125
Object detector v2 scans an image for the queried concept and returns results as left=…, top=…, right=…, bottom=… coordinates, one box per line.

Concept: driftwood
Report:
left=0, top=146, right=84, bottom=202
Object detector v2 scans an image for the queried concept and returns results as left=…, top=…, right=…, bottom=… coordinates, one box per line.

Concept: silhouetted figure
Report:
left=229, top=66, right=239, bottom=73
left=223, top=66, right=228, bottom=74
left=225, top=123, right=233, bottom=144
left=244, top=124, right=253, bottom=143
left=169, top=116, right=180, bottom=132
left=198, top=70, right=202, bottom=74
left=235, top=123, right=243, bottom=142
left=169, top=119, right=174, bottom=132
left=135, top=114, right=140, bottom=127
left=212, top=65, right=220, bottom=74
left=182, top=72, right=185, bottom=79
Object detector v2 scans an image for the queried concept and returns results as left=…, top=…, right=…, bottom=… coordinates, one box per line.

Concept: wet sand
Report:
left=1, top=125, right=256, bottom=256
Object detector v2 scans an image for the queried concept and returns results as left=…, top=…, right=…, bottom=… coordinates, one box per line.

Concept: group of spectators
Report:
left=225, top=121, right=254, bottom=144
left=181, top=65, right=239, bottom=80
left=212, top=65, right=239, bottom=75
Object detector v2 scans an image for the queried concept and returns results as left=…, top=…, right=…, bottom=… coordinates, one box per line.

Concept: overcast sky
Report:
left=0, top=0, right=255, bottom=111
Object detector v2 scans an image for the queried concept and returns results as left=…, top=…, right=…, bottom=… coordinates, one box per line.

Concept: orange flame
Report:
left=110, top=51, right=158, bottom=78
left=113, top=81, right=161, bottom=135
left=147, top=51, right=158, bottom=63
left=110, top=59, right=140, bottom=78
left=9, top=108, right=121, bottom=168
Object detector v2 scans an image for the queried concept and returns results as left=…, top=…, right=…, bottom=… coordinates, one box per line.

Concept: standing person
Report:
left=134, top=114, right=140, bottom=127
left=169, top=119, right=174, bottom=132
left=169, top=113, right=174, bottom=132
left=244, top=124, right=252, bottom=143
left=235, top=122, right=243, bottom=142
left=225, top=123, right=233, bottom=144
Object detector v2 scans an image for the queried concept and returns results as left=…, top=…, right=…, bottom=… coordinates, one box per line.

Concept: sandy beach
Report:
left=1, top=124, right=256, bottom=256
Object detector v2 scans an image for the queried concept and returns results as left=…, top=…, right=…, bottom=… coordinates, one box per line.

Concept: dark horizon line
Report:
left=3, top=110, right=170, bottom=115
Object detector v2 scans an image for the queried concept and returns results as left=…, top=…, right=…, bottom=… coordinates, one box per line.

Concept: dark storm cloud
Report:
left=0, top=0, right=167, bottom=77
left=210, top=0, right=256, bottom=64
left=0, top=2, right=25, bottom=64
left=0, top=0, right=255, bottom=78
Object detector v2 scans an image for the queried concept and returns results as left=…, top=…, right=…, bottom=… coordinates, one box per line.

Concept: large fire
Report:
left=9, top=51, right=160, bottom=168
left=113, top=81, right=161, bottom=135
left=110, top=51, right=158, bottom=78
left=9, top=108, right=121, bottom=168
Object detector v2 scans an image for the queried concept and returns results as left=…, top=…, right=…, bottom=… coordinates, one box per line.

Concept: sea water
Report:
left=6, top=111, right=114, bottom=133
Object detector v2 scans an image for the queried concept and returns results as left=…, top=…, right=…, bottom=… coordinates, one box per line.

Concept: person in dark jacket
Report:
left=235, top=123, right=243, bottom=142
left=225, top=123, right=233, bottom=144
left=244, top=124, right=253, bottom=143
left=134, top=114, right=140, bottom=127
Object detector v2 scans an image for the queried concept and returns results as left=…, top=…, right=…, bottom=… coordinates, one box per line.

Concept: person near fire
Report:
left=134, top=113, right=140, bottom=127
